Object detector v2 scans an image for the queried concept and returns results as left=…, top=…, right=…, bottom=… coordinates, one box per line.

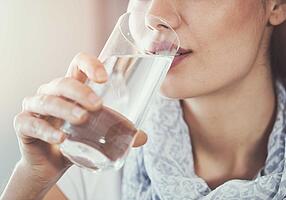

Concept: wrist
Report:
left=1, top=160, right=56, bottom=200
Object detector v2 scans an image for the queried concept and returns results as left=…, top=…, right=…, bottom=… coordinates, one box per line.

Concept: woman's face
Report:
left=129, top=0, right=271, bottom=99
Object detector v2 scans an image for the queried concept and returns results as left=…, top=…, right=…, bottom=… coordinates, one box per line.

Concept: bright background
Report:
left=0, top=0, right=128, bottom=191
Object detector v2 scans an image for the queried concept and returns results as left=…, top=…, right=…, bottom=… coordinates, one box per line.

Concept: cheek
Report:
left=203, top=2, right=265, bottom=78
left=183, top=0, right=264, bottom=49
left=161, top=1, right=266, bottom=98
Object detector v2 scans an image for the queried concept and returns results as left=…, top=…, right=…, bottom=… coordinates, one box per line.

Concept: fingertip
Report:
left=86, top=75, right=108, bottom=85
left=132, top=130, right=148, bottom=148
left=94, top=69, right=108, bottom=83
left=84, top=56, right=108, bottom=83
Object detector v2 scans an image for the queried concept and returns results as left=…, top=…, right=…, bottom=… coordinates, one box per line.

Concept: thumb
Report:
left=132, top=130, right=148, bottom=148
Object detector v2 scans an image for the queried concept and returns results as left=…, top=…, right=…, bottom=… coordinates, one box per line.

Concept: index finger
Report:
left=66, top=52, right=108, bottom=83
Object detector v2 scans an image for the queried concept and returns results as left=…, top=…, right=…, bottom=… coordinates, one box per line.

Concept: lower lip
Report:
left=170, top=53, right=192, bottom=69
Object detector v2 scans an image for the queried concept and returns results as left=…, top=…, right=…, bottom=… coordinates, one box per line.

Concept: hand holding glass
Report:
left=60, top=12, right=180, bottom=171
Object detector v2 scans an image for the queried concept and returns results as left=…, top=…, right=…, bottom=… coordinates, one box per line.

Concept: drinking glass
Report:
left=60, top=11, right=180, bottom=171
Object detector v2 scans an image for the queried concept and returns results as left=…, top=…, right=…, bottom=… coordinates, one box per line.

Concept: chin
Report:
left=159, top=73, right=187, bottom=99
left=159, top=76, right=212, bottom=100
left=159, top=83, right=190, bottom=99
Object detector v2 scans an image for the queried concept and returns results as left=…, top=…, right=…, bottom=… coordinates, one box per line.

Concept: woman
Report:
left=1, top=0, right=286, bottom=199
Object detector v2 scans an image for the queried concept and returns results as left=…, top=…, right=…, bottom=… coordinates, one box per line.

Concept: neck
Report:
left=182, top=52, right=277, bottom=185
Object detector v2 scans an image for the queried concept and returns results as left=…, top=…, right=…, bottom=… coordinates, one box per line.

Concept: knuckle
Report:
left=81, top=85, right=93, bottom=97
left=13, top=113, right=24, bottom=133
left=38, top=94, right=49, bottom=105
left=55, top=77, right=83, bottom=95
left=37, top=123, right=47, bottom=136
left=30, top=117, right=41, bottom=134
left=51, top=77, right=76, bottom=95
left=22, top=96, right=31, bottom=110
left=58, top=76, right=90, bottom=98
left=53, top=77, right=70, bottom=88
left=47, top=95, right=59, bottom=106
left=28, top=118, right=45, bottom=136
left=38, top=95, right=52, bottom=113
left=74, top=52, right=87, bottom=62
left=71, top=86, right=93, bottom=105
left=38, top=95, right=68, bottom=118
left=36, top=83, right=47, bottom=94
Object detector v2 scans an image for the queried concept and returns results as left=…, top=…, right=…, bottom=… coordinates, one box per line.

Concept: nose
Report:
left=145, top=0, right=181, bottom=31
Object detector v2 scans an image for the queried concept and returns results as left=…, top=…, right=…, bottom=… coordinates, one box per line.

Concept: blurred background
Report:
left=0, top=0, right=128, bottom=191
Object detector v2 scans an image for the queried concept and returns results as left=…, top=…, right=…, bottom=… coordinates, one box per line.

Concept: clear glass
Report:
left=60, top=12, right=180, bottom=172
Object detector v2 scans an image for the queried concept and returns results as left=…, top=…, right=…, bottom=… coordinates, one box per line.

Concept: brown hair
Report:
left=271, top=21, right=286, bottom=85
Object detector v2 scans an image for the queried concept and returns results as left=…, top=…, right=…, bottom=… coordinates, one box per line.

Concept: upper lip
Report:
left=145, top=42, right=192, bottom=56
left=145, top=42, right=178, bottom=55
left=175, top=47, right=193, bottom=56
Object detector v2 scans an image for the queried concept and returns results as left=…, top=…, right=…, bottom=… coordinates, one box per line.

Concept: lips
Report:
left=175, top=47, right=193, bottom=56
left=145, top=42, right=192, bottom=68
left=170, top=47, right=192, bottom=68
left=145, top=41, right=179, bottom=55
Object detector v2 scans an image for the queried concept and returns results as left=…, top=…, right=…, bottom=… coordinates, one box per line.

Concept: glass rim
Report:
left=118, top=11, right=181, bottom=57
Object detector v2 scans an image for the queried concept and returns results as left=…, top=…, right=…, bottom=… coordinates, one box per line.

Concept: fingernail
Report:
left=96, top=70, right=107, bottom=82
left=72, top=107, right=87, bottom=118
left=88, top=93, right=100, bottom=104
